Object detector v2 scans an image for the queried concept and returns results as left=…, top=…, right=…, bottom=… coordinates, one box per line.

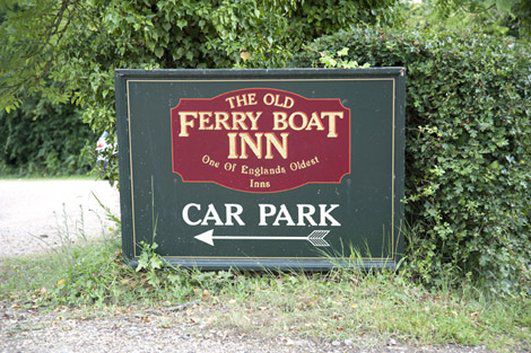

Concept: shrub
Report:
left=294, top=28, right=530, bottom=294
left=0, top=96, right=95, bottom=176
left=1, top=0, right=399, bottom=179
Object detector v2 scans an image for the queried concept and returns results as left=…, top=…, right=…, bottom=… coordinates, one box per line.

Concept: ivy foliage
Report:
left=295, top=28, right=530, bottom=294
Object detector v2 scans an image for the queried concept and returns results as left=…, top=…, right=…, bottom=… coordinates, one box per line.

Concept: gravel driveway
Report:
left=0, top=178, right=119, bottom=258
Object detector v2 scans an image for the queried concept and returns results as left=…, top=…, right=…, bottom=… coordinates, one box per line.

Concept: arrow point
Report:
left=195, top=229, right=215, bottom=246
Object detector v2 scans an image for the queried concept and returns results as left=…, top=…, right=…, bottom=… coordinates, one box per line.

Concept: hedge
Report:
left=294, top=28, right=530, bottom=294
left=0, top=97, right=95, bottom=176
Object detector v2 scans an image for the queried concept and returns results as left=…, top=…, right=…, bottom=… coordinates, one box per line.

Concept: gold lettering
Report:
left=214, top=112, right=231, bottom=130
left=289, top=112, right=308, bottom=131
left=246, top=111, right=262, bottom=130
left=178, top=112, right=197, bottom=137
left=306, top=112, right=325, bottom=131
left=198, top=111, right=213, bottom=130
left=235, top=94, right=248, bottom=107
left=232, top=112, right=248, bottom=130
left=225, top=97, right=236, bottom=109
left=240, top=132, right=263, bottom=159
left=265, top=133, right=289, bottom=159
left=284, top=96, right=294, bottom=109
left=321, top=111, right=344, bottom=138
left=248, top=93, right=257, bottom=105
left=273, top=112, right=288, bottom=130
left=227, top=133, right=238, bottom=159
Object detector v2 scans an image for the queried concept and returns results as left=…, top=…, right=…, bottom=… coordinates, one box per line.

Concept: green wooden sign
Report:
left=115, top=68, right=405, bottom=269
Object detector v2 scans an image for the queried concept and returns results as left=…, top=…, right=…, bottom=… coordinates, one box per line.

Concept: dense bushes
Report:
left=0, top=97, right=95, bottom=176
left=1, top=0, right=398, bottom=133
left=1, top=1, right=397, bottom=176
left=295, top=28, right=530, bottom=293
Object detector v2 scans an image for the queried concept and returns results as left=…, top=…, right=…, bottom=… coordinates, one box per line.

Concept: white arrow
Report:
left=194, top=229, right=330, bottom=247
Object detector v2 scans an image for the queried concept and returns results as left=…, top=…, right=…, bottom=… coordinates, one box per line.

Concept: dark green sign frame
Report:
left=115, top=68, right=405, bottom=270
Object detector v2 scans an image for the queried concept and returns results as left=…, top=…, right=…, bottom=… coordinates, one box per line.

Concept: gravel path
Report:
left=0, top=179, right=119, bottom=258
left=0, top=303, right=496, bottom=353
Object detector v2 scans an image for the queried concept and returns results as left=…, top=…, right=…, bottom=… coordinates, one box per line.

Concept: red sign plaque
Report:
left=170, top=88, right=350, bottom=193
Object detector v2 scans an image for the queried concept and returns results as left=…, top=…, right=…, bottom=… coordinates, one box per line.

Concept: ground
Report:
left=0, top=303, right=496, bottom=353
left=0, top=178, right=525, bottom=353
left=0, top=179, right=119, bottom=258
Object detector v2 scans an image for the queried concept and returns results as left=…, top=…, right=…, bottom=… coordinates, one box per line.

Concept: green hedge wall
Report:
left=0, top=97, right=95, bottom=176
left=295, top=28, right=530, bottom=293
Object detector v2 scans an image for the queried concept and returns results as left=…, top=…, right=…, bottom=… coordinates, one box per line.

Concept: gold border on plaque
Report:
left=125, top=78, right=397, bottom=261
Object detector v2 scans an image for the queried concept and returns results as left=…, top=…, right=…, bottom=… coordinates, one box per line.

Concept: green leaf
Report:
left=337, top=47, right=349, bottom=57
left=155, top=47, right=164, bottom=58
left=496, top=0, right=516, bottom=13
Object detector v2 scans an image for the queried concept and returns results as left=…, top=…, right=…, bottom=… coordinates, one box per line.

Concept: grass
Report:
left=0, top=234, right=528, bottom=352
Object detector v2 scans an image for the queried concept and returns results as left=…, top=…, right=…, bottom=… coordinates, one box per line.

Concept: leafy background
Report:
left=0, top=0, right=529, bottom=294
left=0, top=96, right=94, bottom=176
